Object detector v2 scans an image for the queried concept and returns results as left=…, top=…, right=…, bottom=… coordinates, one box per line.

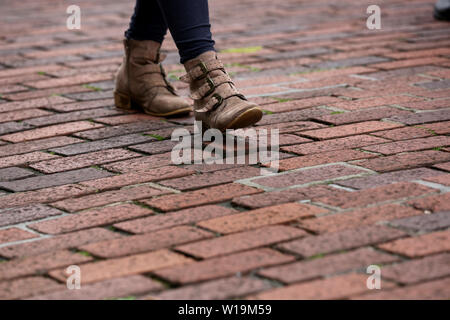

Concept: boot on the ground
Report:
left=181, top=51, right=263, bottom=131
left=114, top=39, right=191, bottom=117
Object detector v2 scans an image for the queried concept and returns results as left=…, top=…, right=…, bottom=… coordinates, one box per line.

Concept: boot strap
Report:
left=180, top=59, right=225, bottom=82
left=195, top=85, right=245, bottom=113
left=137, top=63, right=176, bottom=92
left=190, top=74, right=233, bottom=100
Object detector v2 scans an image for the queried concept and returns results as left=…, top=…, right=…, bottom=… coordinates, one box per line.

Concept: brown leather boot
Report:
left=181, top=51, right=263, bottom=131
left=114, top=39, right=192, bottom=117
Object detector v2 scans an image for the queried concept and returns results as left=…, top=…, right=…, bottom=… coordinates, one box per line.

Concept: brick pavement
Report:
left=0, top=0, right=449, bottom=300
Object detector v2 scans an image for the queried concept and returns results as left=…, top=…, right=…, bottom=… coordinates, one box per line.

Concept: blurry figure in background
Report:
left=434, top=0, right=450, bottom=20
left=114, top=0, right=263, bottom=131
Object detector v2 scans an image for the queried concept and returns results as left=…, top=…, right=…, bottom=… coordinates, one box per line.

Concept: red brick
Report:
left=378, top=230, right=450, bottom=258
left=301, top=121, right=402, bottom=140
left=398, top=99, right=450, bottom=110
left=300, top=67, right=376, bottom=80
left=0, top=151, right=59, bottom=169
left=362, top=136, right=450, bottom=155
left=114, top=205, right=238, bottom=234
left=314, top=182, right=435, bottom=209
left=312, top=107, right=411, bottom=125
left=176, top=225, right=306, bottom=259
left=0, top=228, right=37, bottom=244
left=153, top=276, right=271, bottom=300
left=0, top=167, right=34, bottom=181
left=300, top=204, right=423, bottom=234
left=380, top=253, right=450, bottom=284
left=28, top=203, right=152, bottom=234
left=95, top=113, right=158, bottom=125
left=80, top=166, right=195, bottom=191
left=0, top=136, right=82, bottom=157
left=423, top=173, right=450, bottom=186
left=0, top=121, right=103, bottom=143
left=371, top=126, right=435, bottom=140
left=51, top=185, right=170, bottom=212
left=251, top=273, right=389, bottom=299
left=252, top=164, right=366, bottom=188
left=142, top=183, right=262, bottom=212
left=198, top=202, right=326, bottom=234
left=0, top=250, right=93, bottom=281
left=0, top=228, right=121, bottom=258
left=80, top=226, right=213, bottom=258
left=154, top=248, right=294, bottom=284
left=433, top=161, right=450, bottom=172
left=49, top=249, right=192, bottom=284
left=276, top=149, right=377, bottom=171
left=0, top=204, right=63, bottom=227
left=336, top=168, right=442, bottom=189
left=159, top=166, right=261, bottom=191
left=354, top=277, right=450, bottom=300
left=0, top=64, right=66, bottom=78
left=102, top=152, right=173, bottom=173
left=0, top=184, right=95, bottom=209
left=0, top=276, right=63, bottom=300
left=329, top=95, right=423, bottom=111
left=422, top=121, right=450, bottom=135
left=408, top=192, right=450, bottom=212
left=0, top=95, right=71, bottom=113
left=232, top=185, right=344, bottom=209
left=0, top=167, right=113, bottom=192
left=0, top=108, right=53, bottom=123
left=355, top=150, right=450, bottom=172
left=25, top=73, right=112, bottom=89
left=30, top=148, right=141, bottom=173
left=371, top=57, right=449, bottom=70
left=46, top=99, right=114, bottom=112
left=263, top=96, right=342, bottom=113
left=29, top=275, right=163, bottom=300
left=259, top=247, right=398, bottom=283
left=279, top=225, right=405, bottom=257
left=282, top=135, right=388, bottom=155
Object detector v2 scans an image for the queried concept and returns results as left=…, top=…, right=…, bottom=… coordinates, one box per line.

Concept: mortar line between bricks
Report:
left=413, top=180, right=450, bottom=193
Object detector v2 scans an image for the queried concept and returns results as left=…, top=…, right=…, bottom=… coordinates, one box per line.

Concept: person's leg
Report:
left=114, top=0, right=191, bottom=116
left=125, top=0, right=168, bottom=43
left=155, top=0, right=215, bottom=63
left=155, top=0, right=262, bottom=130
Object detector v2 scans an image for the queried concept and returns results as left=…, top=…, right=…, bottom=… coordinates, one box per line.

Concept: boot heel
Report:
left=114, top=91, right=132, bottom=110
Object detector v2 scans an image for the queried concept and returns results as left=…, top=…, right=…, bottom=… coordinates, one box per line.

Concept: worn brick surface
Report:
left=29, top=148, right=141, bottom=173
left=232, top=185, right=344, bottom=209
left=380, top=253, right=450, bottom=284
left=389, top=211, right=450, bottom=232
left=355, top=150, right=450, bottom=172
left=259, top=248, right=398, bottom=283
left=176, top=225, right=306, bottom=259
left=378, top=230, right=450, bottom=258
left=278, top=225, right=406, bottom=257
left=198, top=203, right=326, bottom=234
left=28, top=203, right=152, bottom=234
left=49, top=249, right=192, bottom=284
left=0, top=204, right=63, bottom=227
left=114, top=205, right=238, bottom=234
left=154, top=248, right=294, bottom=284
left=30, top=275, right=163, bottom=300
left=300, top=204, right=423, bottom=234
left=142, top=183, right=262, bottom=212
left=314, top=182, right=435, bottom=208
left=80, top=226, right=213, bottom=258
left=0, top=167, right=113, bottom=192
left=0, top=228, right=121, bottom=258
left=1, top=0, right=449, bottom=300
left=252, top=164, right=366, bottom=188
left=51, top=185, right=170, bottom=212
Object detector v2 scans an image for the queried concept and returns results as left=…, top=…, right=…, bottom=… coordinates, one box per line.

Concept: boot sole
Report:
left=114, top=91, right=192, bottom=117
left=225, top=107, right=263, bottom=130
